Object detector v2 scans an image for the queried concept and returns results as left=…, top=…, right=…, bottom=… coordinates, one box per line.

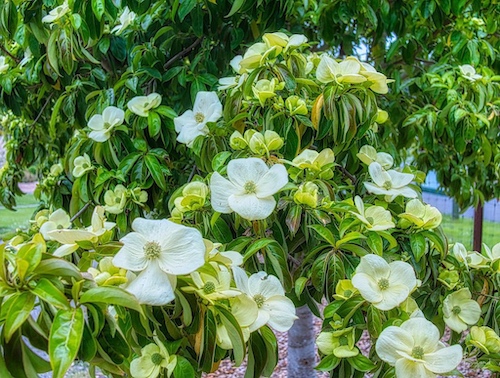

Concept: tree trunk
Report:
left=473, top=203, right=483, bottom=252
left=287, top=305, right=317, bottom=378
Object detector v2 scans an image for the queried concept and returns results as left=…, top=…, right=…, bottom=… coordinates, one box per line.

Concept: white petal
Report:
left=263, top=296, right=297, bottom=332
left=388, top=170, right=414, bottom=188
left=127, top=97, right=149, bottom=117
left=395, top=359, right=434, bottom=378
left=47, top=229, right=96, bottom=244
left=444, top=315, right=467, bottom=333
left=53, top=243, right=79, bottom=257
left=400, top=318, right=440, bottom=352
left=249, top=309, right=270, bottom=332
left=40, top=222, right=58, bottom=240
left=125, top=262, right=176, bottom=306
left=176, top=124, right=208, bottom=147
left=394, top=187, right=418, bottom=198
left=102, top=106, right=125, bottom=127
left=210, top=172, right=239, bottom=213
left=375, top=326, right=414, bottom=365
left=378, top=285, right=410, bottom=310
left=458, top=300, right=481, bottom=325
left=364, top=182, right=390, bottom=196
left=226, top=158, right=269, bottom=188
left=369, top=162, right=391, bottom=187
left=233, top=266, right=250, bottom=294
left=316, top=55, right=337, bottom=83
left=88, top=130, right=110, bottom=142
left=113, top=232, right=148, bottom=271
left=174, top=110, right=196, bottom=132
left=193, top=91, right=222, bottom=119
left=423, top=345, right=462, bottom=373
left=355, top=254, right=390, bottom=278
left=228, top=193, right=276, bottom=220
left=50, top=209, right=71, bottom=227
left=248, top=272, right=285, bottom=298
left=388, top=261, right=417, bottom=290
left=230, top=294, right=258, bottom=327
left=88, top=114, right=104, bottom=131
left=351, top=273, right=383, bottom=304
left=255, top=164, right=288, bottom=197
left=339, top=59, right=361, bottom=75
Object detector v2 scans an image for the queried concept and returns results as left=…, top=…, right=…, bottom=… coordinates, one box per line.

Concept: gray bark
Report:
left=287, top=305, right=317, bottom=378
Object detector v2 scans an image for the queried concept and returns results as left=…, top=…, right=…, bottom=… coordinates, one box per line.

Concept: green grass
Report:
left=0, top=194, right=41, bottom=235
left=441, top=215, right=500, bottom=250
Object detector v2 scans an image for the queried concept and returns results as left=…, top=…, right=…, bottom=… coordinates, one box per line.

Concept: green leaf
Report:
left=294, top=277, right=308, bottom=299
left=315, top=354, right=340, bottom=371
left=16, top=240, right=44, bottom=281
left=308, top=225, right=336, bottom=245
left=49, top=308, right=84, bottom=378
left=34, top=259, right=82, bottom=280
left=347, top=353, right=376, bottom=372
left=178, top=0, right=196, bottom=21
left=145, top=154, right=168, bottom=191
left=148, top=111, right=162, bottom=138
left=336, top=232, right=366, bottom=248
left=243, top=238, right=275, bottom=261
left=226, top=0, right=245, bottom=17
left=32, top=278, right=70, bottom=309
left=91, top=0, right=105, bottom=21
left=366, top=232, right=383, bottom=255
left=79, top=286, right=144, bottom=315
left=216, top=306, right=245, bottom=366
left=410, top=233, right=426, bottom=262
left=2, top=292, right=35, bottom=342
left=211, top=151, right=232, bottom=172
left=0, top=354, right=14, bottom=378
left=173, top=356, right=195, bottom=378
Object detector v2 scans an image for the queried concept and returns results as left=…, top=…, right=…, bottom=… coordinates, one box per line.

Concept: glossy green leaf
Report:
left=32, top=278, right=70, bottom=309
left=79, top=286, right=144, bottom=315
left=49, top=308, right=84, bottom=378
left=3, top=292, right=35, bottom=342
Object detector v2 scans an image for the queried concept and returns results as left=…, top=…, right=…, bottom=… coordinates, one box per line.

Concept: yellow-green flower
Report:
left=350, top=196, right=395, bottom=231
left=72, top=153, right=94, bottom=178
left=229, top=131, right=247, bottom=150
left=104, top=184, right=128, bottom=214
left=252, top=78, right=284, bottom=106
left=174, top=181, right=208, bottom=213
left=468, top=326, right=500, bottom=355
left=285, top=96, right=308, bottom=116
left=291, top=148, right=335, bottom=171
left=293, top=182, right=319, bottom=208
left=88, top=257, right=128, bottom=286
left=333, top=279, right=357, bottom=300
left=442, top=288, right=481, bottom=333
left=263, top=130, right=283, bottom=151
left=356, top=145, right=393, bottom=169
left=130, top=340, right=176, bottom=378
left=316, top=327, right=359, bottom=358
left=399, top=199, right=442, bottom=230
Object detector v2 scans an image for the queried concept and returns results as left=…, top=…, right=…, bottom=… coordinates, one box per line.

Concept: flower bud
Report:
left=293, top=182, right=319, bottom=208
left=376, top=108, right=389, bottom=124
left=229, top=131, right=247, bottom=150
left=437, top=269, right=460, bottom=290
left=285, top=95, right=308, bottom=116
left=264, top=130, right=284, bottom=151
left=248, top=132, right=267, bottom=156
left=468, top=326, right=500, bottom=354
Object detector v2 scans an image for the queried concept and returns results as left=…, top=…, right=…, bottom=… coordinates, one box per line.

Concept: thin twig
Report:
left=0, top=45, right=19, bottom=63
left=70, top=202, right=92, bottom=222
left=187, top=164, right=198, bottom=182
left=30, top=93, right=54, bottom=127
left=164, top=36, right=204, bottom=70
left=336, top=165, right=357, bottom=185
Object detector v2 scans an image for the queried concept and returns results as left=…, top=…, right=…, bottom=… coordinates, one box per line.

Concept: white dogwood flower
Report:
left=376, top=317, right=463, bottom=378
left=351, top=196, right=395, bottom=231
left=111, top=6, right=136, bottom=35
left=72, top=153, right=94, bottom=178
left=0, top=56, right=9, bottom=74
left=39, top=209, right=71, bottom=240
left=112, top=218, right=205, bottom=306
left=443, top=288, right=481, bottom=333
left=459, top=65, right=482, bottom=82
left=316, top=55, right=367, bottom=84
left=127, top=93, right=161, bottom=117
left=42, top=0, right=70, bottom=24
left=233, top=268, right=297, bottom=332
left=210, top=158, right=288, bottom=220
left=364, top=162, right=417, bottom=201
left=174, top=91, right=222, bottom=147
left=88, top=106, right=125, bottom=142
left=352, top=254, right=417, bottom=310
left=399, top=199, right=442, bottom=230
left=357, top=145, right=393, bottom=169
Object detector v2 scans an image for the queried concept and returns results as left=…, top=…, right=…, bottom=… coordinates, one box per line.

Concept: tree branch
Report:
left=164, top=36, right=204, bottom=70
left=336, top=165, right=357, bottom=185
left=0, top=45, right=19, bottom=64
left=70, top=201, right=93, bottom=222
left=30, top=93, right=54, bottom=127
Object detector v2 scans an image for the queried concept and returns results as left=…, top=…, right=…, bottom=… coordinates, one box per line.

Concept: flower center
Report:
left=383, top=181, right=392, bottom=190
left=452, top=305, right=461, bottom=315
left=339, top=336, right=348, bottom=346
left=366, top=217, right=374, bottom=224
left=411, top=346, right=425, bottom=360
left=103, top=122, right=111, bottom=129
left=203, top=281, right=216, bottom=294
left=378, top=278, right=389, bottom=290
left=114, top=197, right=121, bottom=204
left=244, top=181, right=257, bottom=194
left=151, top=352, right=164, bottom=365
left=144, top=241, right=161, bottom=260
left=195, top=112, right=205, bottom=123
left=82, top=163, right=89, bottom=169
left=254, top=294, right=265, bottom=308
left=344, top=290, right=352, bottom=297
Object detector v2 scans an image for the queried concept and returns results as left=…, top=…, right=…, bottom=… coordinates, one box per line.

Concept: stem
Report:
left=164, top=37, right=204, bottom=70
left=0, top=45, right=19, bottom=63
left=336, top=165, right=357, bottom=185
left=70, top=202, right=92, bottom=222
left=30, top=93, right=54, bottom=127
